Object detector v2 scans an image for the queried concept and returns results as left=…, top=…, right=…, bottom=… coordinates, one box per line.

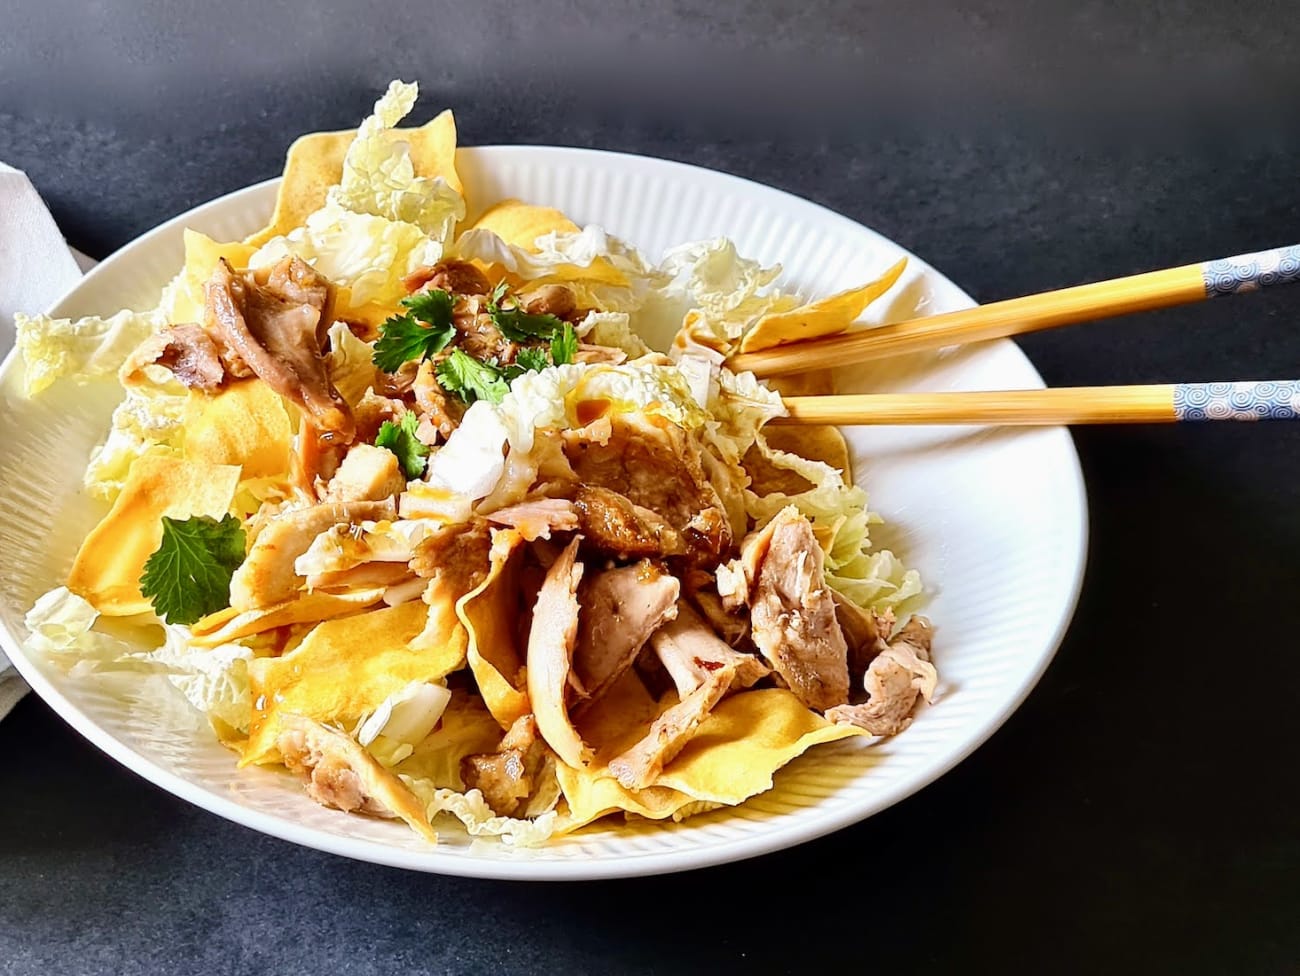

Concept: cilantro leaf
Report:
left=375, top=411, right=429, bottom=479
left=514, top=346, right=552, bottom=372
left=402, top=290, right=454, bottom=325
left=436, top=349, right=510, bottom=404
left=140, top=515, right=246, bottom=626
left=372, top=290, right=456, bottom=373
left=550, top=322, right=578, bottom=366
left=485, top=285, right=567, bottom=343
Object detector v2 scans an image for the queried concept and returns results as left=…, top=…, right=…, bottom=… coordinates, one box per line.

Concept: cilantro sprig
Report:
left=436, top=349, right=512, bottom=405
left=372, top=290, right=456, bottom=373
left=140, top=515, right=246, bottom=626
left=550, top=321, right=578, bottom=366
left=375, top=411, right=430, bottom=478
left=514, top=347, right=551, bottom=372
left=435, top=320, right=578, bottom=406
left=485, top=282, right=569, bottom=343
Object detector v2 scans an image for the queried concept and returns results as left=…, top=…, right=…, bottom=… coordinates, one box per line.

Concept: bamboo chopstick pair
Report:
left=736, top=244, right=1300, bottom=427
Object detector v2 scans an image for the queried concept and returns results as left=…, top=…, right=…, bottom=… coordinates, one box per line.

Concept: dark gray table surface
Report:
left=3, top=3, right=1298, bottom=974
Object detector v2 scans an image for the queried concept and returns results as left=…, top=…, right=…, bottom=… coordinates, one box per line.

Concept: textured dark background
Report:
left=3, top=2, right=1299, bottom=974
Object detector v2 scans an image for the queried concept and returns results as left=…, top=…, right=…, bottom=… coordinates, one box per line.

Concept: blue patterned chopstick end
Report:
left=1202, top=245, right=1300, bottom=297
left=1173, top=381, right=1300, bottom=421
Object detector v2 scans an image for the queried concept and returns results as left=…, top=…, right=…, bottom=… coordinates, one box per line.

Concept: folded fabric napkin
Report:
left=0, top=161, right=95, bottom=719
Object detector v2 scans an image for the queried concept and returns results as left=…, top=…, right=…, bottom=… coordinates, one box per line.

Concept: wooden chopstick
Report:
left=730, top=244, right=1300, bottom=377
left=774, top=380, right=1300, bottom=427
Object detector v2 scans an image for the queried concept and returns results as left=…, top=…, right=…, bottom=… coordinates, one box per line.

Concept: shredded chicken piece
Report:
left=352, top=390, right=406, bottom=445
left=447, top=293, right=518, bottom=363
left=825, top=618, right=936, bottom=736
left=404, top=258, right=492, bottom=296
left=571, top=484, right=687, bottom=560
left=564, top=416, right=732, bottom=565
left=121, top=324, right=225, bottom=391
left=291, top=413, right=343, bottom=497
left=833, top=592, right=892, bottom=696
left=725, top=507, right=849, bottom=712
left=276, top=714, right=436, bottom=841
left=228, top=499, right=395, bottom=611
left=519, top=283, right=577, bottom=320
left=409, top=519, right=493, bottom=594
left=650, top=602, right=768, bottom=698
left=485, top=498, right=580, bottom=541
left=683, top=569, right=750, bottom=647
left=608, top=667, right=733, bottom=790
left=204, top=256, right=354, bottom=442
left=606, top=603, right=767, bottom=790
left=374, top=360, right=419, bottom=397
left=573, top=343, right=628, bottom=365
left=572, top=563, right=679, bottom=706
left=324, top=444, right=407, bottom=503
left=412, top=359, right=464, bottom=439
left=525, top=537, right=589, bottom=768
left=460, top=714, right=551, bottom=817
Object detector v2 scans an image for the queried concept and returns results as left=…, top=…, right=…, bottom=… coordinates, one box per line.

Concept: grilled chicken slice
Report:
left=229, top=499, right=395, bottom=611
left=606, top=603, right=768, bottom=791
left=485, top=498, right=580, bottom=541
left=275, top=714, right=436, bottom=842
left=722, top=506, right=849, bottom=712
left=525, top=537, right=589, bottom=768
left=826, top=617, right=936, bottom=736
left=564, top=416, right=732, bottom=565
left=205, top=257, right=354, bottom=442
left=650, top=602, right=768, bottom=698
left=833, top=591, right=891, bottom=695
left=607, top=667, right=733, bottom=790
left=409, top=520, right=494, bottom=595
left=572, top=563, right=680, bottom=706
left=571, top=485, right=687, bottom=560
left=683, top=569, right=750, bottom=647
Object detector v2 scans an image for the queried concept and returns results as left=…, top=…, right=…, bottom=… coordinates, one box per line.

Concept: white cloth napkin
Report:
left=0, top=162, right=95, bottom=720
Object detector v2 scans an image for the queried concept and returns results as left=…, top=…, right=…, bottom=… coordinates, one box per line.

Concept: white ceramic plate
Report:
left=0, top=147, right=1087, bottom=879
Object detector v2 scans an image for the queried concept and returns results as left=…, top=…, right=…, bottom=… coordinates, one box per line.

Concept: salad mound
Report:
left=17, top=80, right=932, bottom=846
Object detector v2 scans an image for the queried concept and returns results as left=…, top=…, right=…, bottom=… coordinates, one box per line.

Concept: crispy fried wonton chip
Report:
left=243, top=598, right=467, bottom=764
left=471, top=199, right=579, bottom=243
left=67, top=454, right=241, bottom=616
left=467, top=200, right=628, bottom=287
left=246, top=109, right=461, bottom=248
left=188, top=587, right=386, bottom=647
left=654, top=688, right=864, bottom=803
left=556, top=687, right=863, bottom=829
left=556, top=771, right=698, bottom=831
left=455, top=529, right=532, bottom=729
left=165, top=229, right=258, bottom=323
left=738, top=257, right=908, bottom=353
left=183, top=379, right=294, bottom=482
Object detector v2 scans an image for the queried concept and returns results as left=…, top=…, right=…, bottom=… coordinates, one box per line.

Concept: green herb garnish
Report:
left=374, top=411, right=430, bottom=478
left=139, top=515, right=246, bottom=626
left=372, top=290, right=456, bottom=373
left=435, top=349, right=511, bottom=404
